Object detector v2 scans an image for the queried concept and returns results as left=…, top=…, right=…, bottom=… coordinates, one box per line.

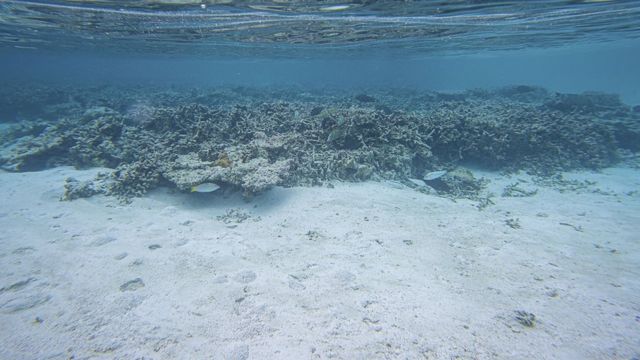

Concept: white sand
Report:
left=0, top=166, right=638, bottom=359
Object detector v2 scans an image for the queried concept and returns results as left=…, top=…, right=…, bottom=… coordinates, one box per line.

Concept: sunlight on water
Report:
left=1, top=0, right=640, bottom=56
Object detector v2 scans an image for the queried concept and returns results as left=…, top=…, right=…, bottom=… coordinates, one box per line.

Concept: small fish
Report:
left=424, top=170, right=447, bottom=181
left=320, top=4, right=351, bottom=11
left=190, top=182, right=220, bottom=193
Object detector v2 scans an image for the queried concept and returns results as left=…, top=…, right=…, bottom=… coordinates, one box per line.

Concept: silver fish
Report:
left=191, top=182, right=220, bottom=193
left=423, top=170, right=447, bottom=181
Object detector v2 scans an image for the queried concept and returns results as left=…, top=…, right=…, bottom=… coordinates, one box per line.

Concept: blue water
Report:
left=1, top=0, right=640, bottom=102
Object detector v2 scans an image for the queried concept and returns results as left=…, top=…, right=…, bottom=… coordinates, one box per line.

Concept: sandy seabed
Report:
left=0, top=166, right=638, bottom=360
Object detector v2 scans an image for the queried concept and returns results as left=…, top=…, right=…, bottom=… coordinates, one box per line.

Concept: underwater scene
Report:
left=1, top=1, right=640, bottom=359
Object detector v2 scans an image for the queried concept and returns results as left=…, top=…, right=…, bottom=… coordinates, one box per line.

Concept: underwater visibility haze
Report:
left=0, top=1, right=639, bottom=359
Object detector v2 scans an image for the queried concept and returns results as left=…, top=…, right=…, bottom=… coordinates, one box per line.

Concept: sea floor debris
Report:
left=514, top=310, right=537, bottom=328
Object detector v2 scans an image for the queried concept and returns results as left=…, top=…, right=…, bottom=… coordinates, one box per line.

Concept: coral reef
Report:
left=62, top=173, right=112, bottom=200
left=1, top=84, right=638, bottom=200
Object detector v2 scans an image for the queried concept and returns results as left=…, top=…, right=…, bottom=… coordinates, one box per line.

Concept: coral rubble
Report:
left=1, top=84, right=638, bottom=200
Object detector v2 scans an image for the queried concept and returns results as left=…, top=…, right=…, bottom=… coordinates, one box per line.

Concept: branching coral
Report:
left=1, top=85, right=637, bottom=200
